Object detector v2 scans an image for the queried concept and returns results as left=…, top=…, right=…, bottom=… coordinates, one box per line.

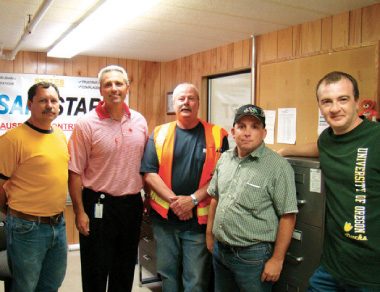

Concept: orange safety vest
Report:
left=149, top=119, right=228, bottom=224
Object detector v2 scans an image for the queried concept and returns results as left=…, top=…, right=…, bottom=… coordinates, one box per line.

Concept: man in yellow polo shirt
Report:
left=0, top=82, right=69, bottom=292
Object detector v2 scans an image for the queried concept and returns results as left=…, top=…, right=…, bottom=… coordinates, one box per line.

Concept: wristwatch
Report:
left=190, top=194, right=199, bottom=206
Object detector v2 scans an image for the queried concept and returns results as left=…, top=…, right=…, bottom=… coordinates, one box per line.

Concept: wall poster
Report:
left=0, top=72, right=101, bottom=138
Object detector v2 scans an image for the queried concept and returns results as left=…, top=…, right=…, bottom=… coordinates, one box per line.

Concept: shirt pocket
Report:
left=194, top=144, right=207, bottom=163
left=235, top=182, right=269, bottom=210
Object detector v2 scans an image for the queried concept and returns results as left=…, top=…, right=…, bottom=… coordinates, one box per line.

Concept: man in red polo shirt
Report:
left=68, top=65, right=148, bottom=292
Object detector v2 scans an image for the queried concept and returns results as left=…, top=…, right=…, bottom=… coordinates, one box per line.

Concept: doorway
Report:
left=208, top=71, right=251, bottom=147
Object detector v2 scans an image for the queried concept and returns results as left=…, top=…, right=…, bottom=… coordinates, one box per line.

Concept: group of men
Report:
left=0, top=66, right=379, bottom=292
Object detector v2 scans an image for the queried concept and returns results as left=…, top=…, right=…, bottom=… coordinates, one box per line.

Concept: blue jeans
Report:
left=213, top=240, right=273, bottom=292
left=6, top=214, right=67, bottom=292
left=308, top=266, right=380, bottom=292
left=152, top=218, right=211, bottom=292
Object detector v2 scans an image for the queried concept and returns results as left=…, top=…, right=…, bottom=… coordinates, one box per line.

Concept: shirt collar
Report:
left=24, top=121, right=53, bottom=134
left=95, top=100, right=131, bottom=120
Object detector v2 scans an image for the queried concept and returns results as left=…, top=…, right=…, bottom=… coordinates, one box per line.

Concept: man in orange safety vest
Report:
left=140, top=83, right=228, bottom=292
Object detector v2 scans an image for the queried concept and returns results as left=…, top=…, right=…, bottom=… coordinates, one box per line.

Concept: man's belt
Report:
left=9, top=208, right=63, bottom=225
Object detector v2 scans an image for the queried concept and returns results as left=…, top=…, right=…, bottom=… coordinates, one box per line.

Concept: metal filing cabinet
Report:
left=138, top=212, right=161, bottom=286
left=273, top=157, right=326, bottom=292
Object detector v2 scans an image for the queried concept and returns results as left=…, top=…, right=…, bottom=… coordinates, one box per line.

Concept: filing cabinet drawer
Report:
left=290, top=162, right=325, bottom=228
left=139, top=234, right=156, bottom=253
left=138, top=247, right=157, bottom=275
left=138, top=214, right=160, bottom=284
left=140, top=218, right=154, bottom=238
left=274, top=222, right=323, bottom=291
left=295, top=186, right=325, bottom=228
left=140, top=227, right=153, bottom=241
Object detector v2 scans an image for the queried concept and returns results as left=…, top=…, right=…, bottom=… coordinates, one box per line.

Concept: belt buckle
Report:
left=49, top=214, right=61, bottom=225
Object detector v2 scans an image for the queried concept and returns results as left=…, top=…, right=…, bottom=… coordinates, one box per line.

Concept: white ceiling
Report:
left=0, top=0, right=379, bottom=62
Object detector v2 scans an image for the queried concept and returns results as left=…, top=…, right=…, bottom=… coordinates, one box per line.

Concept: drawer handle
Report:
left=286, top=252, right=303, bottom=264
left=142, top=236, right=151, bottom=242
left=297, top=199, right=306, bottom=206
left=143, top=254, right=152, bottom=261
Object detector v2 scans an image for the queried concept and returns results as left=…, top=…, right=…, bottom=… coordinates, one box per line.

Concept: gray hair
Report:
left=172, top=83, right=199, bottom=100
left=98, top=65, right=129, bottom=85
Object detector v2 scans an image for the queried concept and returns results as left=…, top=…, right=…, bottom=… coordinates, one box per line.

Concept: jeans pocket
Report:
left=12, top=218, right=37, bottom=235
left=235, top=243, right=272, bottom=265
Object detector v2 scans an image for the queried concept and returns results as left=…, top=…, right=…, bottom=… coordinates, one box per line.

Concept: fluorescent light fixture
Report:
left=47, top=0, right=159, bottom=58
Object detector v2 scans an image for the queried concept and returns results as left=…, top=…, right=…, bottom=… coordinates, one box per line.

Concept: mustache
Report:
left=180, top=106, right=191, bottom=111
left=42, top=109, right=55, bottom=114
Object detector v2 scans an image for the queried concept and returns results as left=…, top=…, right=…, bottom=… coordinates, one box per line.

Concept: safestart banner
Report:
left=0, top=73, right=101, bottom=137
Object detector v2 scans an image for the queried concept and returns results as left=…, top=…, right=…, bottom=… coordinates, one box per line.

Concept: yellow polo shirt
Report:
left=0, top=123, right=69, bottom=216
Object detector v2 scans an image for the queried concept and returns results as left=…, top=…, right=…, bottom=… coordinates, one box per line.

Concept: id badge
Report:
left=94, top=203, right=103, bottom=218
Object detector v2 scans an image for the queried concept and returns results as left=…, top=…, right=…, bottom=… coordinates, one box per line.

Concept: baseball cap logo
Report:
left=244, top=106, right=265, bottom=117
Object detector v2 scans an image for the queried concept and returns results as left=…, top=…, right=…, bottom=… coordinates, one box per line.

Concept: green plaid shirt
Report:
left=208, top=143, right=298, bottom=247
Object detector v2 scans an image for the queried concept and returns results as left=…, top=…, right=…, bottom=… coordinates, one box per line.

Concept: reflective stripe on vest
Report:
left=150, top=119, right=227, bottom=224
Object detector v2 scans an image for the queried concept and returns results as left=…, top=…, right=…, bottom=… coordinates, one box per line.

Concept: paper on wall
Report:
left=277, top=108, right=296, bottom=144
left=264, top=110, right=276, bottom=144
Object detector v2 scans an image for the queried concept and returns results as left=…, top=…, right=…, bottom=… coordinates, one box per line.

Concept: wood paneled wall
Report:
left=64, top=205, right=79, bottom=245
left=256, top=4, right=380, bottom=64
left=0, top=38, right=251, bottom=131
left=255, top=3, right=380, bottom=149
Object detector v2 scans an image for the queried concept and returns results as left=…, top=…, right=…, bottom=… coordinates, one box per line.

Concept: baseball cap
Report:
left=233, top=104, right=266, bottom=127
